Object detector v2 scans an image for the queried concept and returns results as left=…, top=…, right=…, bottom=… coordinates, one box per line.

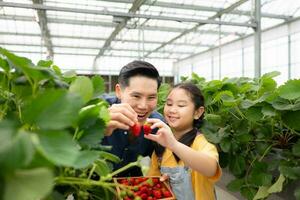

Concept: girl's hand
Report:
left=160, top=174, right=169, bottom=182
left=144, top=118, right=177, bottom=150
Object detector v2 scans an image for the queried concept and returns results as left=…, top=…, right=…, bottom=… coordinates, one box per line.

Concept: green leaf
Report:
left=36, top=131, right=98, bottom=168
left=262, top=104, right=276, bottom=117
left=74, top=150, right=100, bottom=169
left=279, top=165, right=300, bottom=180
left=240, top=99, right=255, bottom=109
left=0, top=57, right=10, bottom=73
left=272, top=97, right=295, bottom=110
left=245, top=107, right=263, bottom=122
left=51, top=65, right=62, bottom=75
left=259, top=76, right=277, bottom=95
left=227, top=178, right=244, bottom=192
left=0, top=129, right=35, bottom=173
left=92, top=75, right=105, bottom=97
left=99, top=105, right=110, bottom=124
left=69, top=76, right=94, bottom=103
left=262, top=71, right=281, bottom=79
left=235, top=133, right=253, bottom=143
left=249, top=162, right=272, bottom=186
left=268, top=174, right=285, bottom=193
left=282, top=110, right=300, bottom=131
left=79, top=120, right=105, bottom=147
left=292, top=140, right=300, bottom=157
left=220, top=137, right=231, bottom=152
left=0, top=48, right=56, bottom=83
left=37, top=60, right=53, bottom=68
left=229, top=155, right=246, bottom=176
left=78, top=104, right=102, bottom=126
left=99, top=151, right=121, bottom=163
left=253, top=186, right=269, bottom=200
left=241, top=187, right=257, bottom=200
left=0, top=120, right=18, bottom=153
left=23, top=89, right=83, bottom=130
left=36, top=131, right=78, bottom=166
left=295, top=187, right=300, bottom=200
left=205, top=114, right=222, bottom=125
left=4, top=168, right=53, bottom=200
left=278, top=79, right=300, bottom=100
left=94, top=159, right=111, bottom=177
left=213, top=90, right=235, bottom=106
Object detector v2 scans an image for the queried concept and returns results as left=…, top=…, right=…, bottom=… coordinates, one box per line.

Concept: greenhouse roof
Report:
left=0, top=0, right=299, bottom=74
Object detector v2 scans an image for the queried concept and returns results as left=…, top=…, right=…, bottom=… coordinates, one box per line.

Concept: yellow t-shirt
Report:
left=147, top=134, right=222, bottom=200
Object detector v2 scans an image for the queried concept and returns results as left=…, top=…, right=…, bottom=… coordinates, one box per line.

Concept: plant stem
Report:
left=259, top=144, right=273, bottom=162
left=55, top=176, right=115, bottom=188
left=73, top=127, right=79, bottom=140
left=101, top=161, right=139, bottom=181
left=88, top=164, right=96, bottom=180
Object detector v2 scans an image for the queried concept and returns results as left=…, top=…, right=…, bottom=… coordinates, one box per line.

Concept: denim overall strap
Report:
left=160, top=166, right=195, bottom=200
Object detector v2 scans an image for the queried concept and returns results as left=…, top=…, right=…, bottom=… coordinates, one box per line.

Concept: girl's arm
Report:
left=144, top=118, right=218, bottom=178
left=169, top=141, right=218, bottom=177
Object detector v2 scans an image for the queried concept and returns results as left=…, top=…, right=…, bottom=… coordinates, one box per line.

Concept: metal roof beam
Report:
left=0, top=31, right=213, bottom=47
left=0, top=15, right=241, bottom=36
left=32, top=0, right=53, bottom=60
left=0, top=2, right=255, bottom=27
left=102, top=0, right=291, bottom=20
left=7, top=50, right=176, bottom=60
left=93, top=0, right=146, bottom=64
left=144, top=0, right=250, bottom=58
left=0, top=42, right=194, bottom=54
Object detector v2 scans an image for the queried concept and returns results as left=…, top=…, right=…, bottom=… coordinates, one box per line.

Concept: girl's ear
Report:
left=194, top=106, right=205, bottom=120
left=115, top=84, right=122, bottom=99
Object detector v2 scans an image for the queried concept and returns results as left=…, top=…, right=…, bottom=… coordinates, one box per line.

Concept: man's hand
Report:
left=105, top=103, right=138, bottom=136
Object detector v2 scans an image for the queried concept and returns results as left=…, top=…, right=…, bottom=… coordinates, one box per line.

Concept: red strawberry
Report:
left=130, top=123, right=141, bottom=137
left=143, top=124, right=152, bottom=135
left=153, top=190, right=162, bottom=199
left=163, top=190, right=172, bottom=197
left=140, top=193, right=148, bottom=200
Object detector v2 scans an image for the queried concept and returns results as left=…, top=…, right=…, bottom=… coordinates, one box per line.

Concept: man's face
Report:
left=116, top=76, right=158, bottom=123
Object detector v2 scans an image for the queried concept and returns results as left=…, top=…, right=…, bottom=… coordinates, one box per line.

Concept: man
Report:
left=102, top=60, right=164, bottom=177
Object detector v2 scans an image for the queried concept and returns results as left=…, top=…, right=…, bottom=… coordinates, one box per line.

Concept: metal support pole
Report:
left=242, top=39, right=245, bottom=76
left=288, top=23, right=291, bottom=79
left=218, top=17, right=222, bottom=79
left=253, top=0, right=261, bottom=77
left=211, top=53, right=214, bottom=80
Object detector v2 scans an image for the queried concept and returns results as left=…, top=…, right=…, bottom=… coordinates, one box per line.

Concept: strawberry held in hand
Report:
left=143, top=123, right=152, bottom=135
left=130, top=123, right=141, bottom=137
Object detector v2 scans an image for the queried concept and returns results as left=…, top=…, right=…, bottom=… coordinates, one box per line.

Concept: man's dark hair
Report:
left=118, top=60, right=161, bottom=89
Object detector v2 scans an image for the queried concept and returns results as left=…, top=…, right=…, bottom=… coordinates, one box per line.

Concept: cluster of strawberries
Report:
left=117, top=177, right=174, bottom=200
left=130, top=123, right=152, bottom=137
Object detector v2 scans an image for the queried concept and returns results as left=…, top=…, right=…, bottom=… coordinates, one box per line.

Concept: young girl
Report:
left=144, top=82, right=221, bottom=200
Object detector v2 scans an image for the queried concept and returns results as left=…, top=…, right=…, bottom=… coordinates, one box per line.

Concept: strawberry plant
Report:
left=158, top=72, right=300, bottom=200
left=0, top=48, right=143, bottom=200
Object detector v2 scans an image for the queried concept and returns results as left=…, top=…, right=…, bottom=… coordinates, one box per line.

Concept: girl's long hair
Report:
left=154, top=82, right=205, bottom=162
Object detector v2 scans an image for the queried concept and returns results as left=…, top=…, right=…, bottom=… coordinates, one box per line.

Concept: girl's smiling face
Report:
left=164, top=88, right=203, bottom=135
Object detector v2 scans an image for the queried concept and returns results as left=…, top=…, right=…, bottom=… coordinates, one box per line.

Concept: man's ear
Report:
left=194, top=106, right=205, bottom=120
left=115, top=84, right=122, bottom=99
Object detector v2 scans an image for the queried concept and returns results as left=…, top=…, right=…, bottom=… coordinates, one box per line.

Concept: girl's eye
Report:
left=178, top=105, right=185, bottom=107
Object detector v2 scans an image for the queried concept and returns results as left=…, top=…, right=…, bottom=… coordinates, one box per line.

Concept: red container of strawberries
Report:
left=114, top=176, right=176, bottom=200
